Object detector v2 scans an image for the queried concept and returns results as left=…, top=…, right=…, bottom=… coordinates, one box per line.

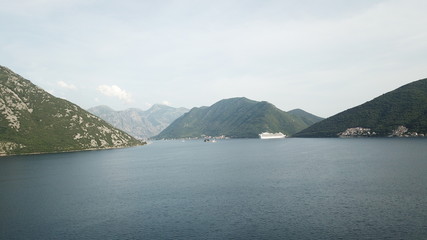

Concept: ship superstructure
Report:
left=259, top=132, right=286, bottom=139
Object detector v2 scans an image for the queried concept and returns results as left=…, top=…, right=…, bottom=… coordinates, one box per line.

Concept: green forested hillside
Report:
left=294, top=78, right=427, bottom=137
left=288, top=109, right=324, bottom=125
left=155, top=97, right=322, bottom=139
left=0, top=66, right=143, bottom=156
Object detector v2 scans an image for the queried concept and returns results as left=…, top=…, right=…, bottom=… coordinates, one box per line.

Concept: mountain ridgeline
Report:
left=155, top=97, right=323, bottom=139
left=294, top=78, right=427, bottom=137
left=0, top=66, right=143, bottom=156
left=88, top=105, right=189, bottom=139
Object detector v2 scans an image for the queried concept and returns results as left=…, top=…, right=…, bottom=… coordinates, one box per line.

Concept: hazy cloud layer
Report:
left=1, top=0, right=426, bottom=117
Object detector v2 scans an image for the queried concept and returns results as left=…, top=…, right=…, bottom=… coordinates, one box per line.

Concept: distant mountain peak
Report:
left=217, top=97, right=255, bottom=103
left=88, top=104, right=189, bottom=139
left=148, top=103, right=174, bottom=111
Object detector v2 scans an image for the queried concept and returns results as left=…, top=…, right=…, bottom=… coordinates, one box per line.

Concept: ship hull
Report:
left=259, top=132, right=286, bottom=139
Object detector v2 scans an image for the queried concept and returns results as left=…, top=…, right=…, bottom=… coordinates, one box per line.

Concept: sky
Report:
left=1, top=0, right=426, bottom=118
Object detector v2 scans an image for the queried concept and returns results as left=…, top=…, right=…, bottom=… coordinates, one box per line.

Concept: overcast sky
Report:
left=1, top=0, right=426, bottom=117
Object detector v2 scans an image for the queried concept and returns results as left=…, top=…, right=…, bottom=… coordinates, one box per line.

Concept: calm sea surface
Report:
left=1, top=138, right=427, bottom=239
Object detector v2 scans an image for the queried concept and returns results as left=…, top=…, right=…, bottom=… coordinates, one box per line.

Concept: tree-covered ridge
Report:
left=288, top=108, right=324, bottom=125
left=294, top=78, right=427, bottom=137
left=0, top=66, right=143, bottom=156
left=155, top=97, right=323, bottom=139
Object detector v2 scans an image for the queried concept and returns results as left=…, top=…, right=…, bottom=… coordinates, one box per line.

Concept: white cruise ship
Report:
left=259, top=132, right=286, bottom=139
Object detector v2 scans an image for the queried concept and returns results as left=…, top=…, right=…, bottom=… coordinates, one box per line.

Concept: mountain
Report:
left=294, top=78, right=427, bottom=137
left=88, top=104, right=189, bottom=139
left=0, top=66, right=143, bottom=156
left=154, top=97, right=323, bottom=139
left=288, top=109, right=324, bottom=125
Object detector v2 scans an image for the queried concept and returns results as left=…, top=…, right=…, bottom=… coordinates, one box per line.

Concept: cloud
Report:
left=97, top=84, right=132, bottom=103
left=144, top=102, right=153, bottom=107
left=2, top=0, right=427, bottom=117
left=57, top=80, right=77, bottom=90
left=161, top=100, right=171, bottom=106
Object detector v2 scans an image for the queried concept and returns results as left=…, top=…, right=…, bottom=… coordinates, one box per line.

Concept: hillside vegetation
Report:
left=155, top=97, right=322, bottom=139
left=294, top=78, right=427, bottom=137
left=0, top=66, right=143, bottom=156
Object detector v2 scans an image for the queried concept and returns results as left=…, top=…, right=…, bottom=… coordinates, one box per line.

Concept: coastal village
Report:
left=338, top=126, right=425, bottom=137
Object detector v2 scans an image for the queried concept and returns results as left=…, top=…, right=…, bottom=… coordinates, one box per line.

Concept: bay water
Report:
left=1, top=138, right=426, bottom=239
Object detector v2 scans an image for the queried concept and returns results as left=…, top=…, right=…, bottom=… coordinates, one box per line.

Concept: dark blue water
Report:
left=1, top=138, right=427, bottom=239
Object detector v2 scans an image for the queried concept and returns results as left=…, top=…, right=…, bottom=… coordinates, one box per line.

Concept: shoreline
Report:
left=0, top=142, right=146, bottom=158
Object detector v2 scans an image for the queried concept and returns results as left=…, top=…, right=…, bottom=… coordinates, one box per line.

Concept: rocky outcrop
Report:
left=0, top=65, right=143, bottom=156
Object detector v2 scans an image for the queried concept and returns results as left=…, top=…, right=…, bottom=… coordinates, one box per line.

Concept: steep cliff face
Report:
left=0, top=66, right=143, bottom=156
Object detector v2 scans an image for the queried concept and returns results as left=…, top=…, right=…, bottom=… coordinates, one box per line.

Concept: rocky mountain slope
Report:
left=154, top=97, right=323, bottom=139
left=294, top=78, right=427, bottom=137
left=88, top=104, right=189, bottom=139
left=0, top=66, right=143, bottom=156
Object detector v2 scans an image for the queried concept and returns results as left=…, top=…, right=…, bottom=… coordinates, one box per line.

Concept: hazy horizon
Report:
left=1, top=0, right=427, bottom=118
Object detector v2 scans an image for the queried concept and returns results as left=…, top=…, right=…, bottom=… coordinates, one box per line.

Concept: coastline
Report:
left=0, top=142, right=146, bottom=158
